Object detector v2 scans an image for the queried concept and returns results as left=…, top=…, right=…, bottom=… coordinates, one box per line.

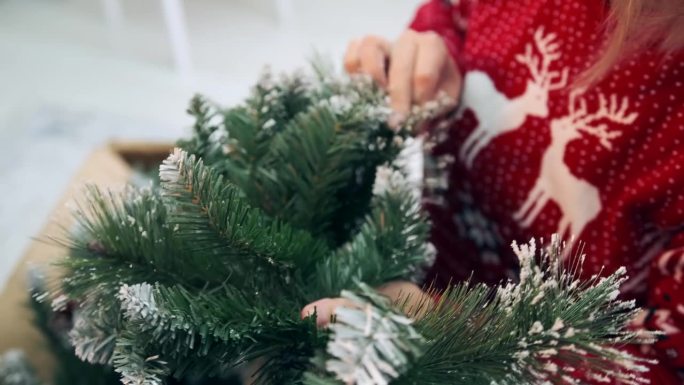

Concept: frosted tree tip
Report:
left=159, top=148, right=186, bottom=183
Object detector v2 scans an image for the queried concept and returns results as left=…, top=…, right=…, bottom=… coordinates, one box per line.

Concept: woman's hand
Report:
left=344, top=30, right=461, bottom=125
left=301, top=281, right=432, bottom=327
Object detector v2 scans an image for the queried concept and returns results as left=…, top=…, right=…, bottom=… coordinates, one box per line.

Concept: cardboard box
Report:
left=0, top=141, right=172, bottom=380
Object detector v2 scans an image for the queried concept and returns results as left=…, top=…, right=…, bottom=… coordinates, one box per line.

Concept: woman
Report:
left=303, top=1, right=684, bottom=383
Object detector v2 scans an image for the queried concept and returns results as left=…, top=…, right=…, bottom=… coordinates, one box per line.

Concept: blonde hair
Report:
left=580, top=0, right=684, bottom=85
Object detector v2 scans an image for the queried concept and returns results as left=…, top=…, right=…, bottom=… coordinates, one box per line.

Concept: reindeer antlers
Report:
left=569, top=89, right=638, bottom=149
left=515, top=27, right=569, bottom=91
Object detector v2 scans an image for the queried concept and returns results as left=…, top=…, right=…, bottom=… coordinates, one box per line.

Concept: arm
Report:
left=408, top=0, right=468, bottom=63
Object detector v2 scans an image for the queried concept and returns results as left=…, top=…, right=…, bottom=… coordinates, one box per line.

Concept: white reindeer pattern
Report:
left=513, top=89, right=638, bottom=238
left=459, top=28, right=568, bottom=167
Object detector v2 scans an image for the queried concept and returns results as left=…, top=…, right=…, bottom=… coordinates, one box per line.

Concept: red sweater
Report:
left=409, top=0, right=684, bottom=383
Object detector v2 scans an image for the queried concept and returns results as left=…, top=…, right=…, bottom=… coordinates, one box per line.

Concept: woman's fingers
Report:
left=441, top=56, right=462, bottom=103
left=345, top=30, right=462, bottom=126
left=301, top=297, right=357, bottom=327
left=301, top=281, right=435, bottom=329
left=300, top=299, right=326, bottom=325
left=388, top=30, right=419, bottom=120
left=377, top=281, right=433, bottom=319
left=359, top=36, right=390, bottom=87
left=413, top=32, right=448, bottom=105
left=345, top=36, right=390, bottom=85
left=344, top=39, right=362, bottom=74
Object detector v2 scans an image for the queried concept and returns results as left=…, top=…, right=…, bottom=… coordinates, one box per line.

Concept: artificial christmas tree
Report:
left=1, top=66, right=655, bottom=385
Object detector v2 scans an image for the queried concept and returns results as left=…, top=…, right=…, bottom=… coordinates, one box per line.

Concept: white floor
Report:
left=0, top=0, right=423, bottom=289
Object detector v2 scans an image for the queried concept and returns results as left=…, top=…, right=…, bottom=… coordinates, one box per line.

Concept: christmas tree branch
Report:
left=159, top=148, right=329, bottom=272
left=309, top=236, right=655, bottom=385
left=308, top=186, right=432, bottom=300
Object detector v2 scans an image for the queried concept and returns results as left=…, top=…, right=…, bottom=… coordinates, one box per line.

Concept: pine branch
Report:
left=308, top=236, right=654, bottom=385
left=112, top=325, right=168, bottom=385
left=64, top=185, right=196, bottom=286
left=260, top=104, right=354, bottom=237
left=66, top=295, right=123, bottom=366
left=257, top=100, right=400, bottom=246
left=114, top=282, right=323, bottom=383
left=179, top=69, right=312, bottom=170
left=159, top=148, right=330, bottom=273
left=117, top=282, right=260, bottom=354
left=178, top=67, right=404, bottom=248
left=240, top=68, right=312, bottom=160
left=358, top=188, right=433, bottom=283
left=22, top=272, right=122, bottom=385
left=304, top=284, right=425, bottom=385
left=176, top=95, right=223, bottom=159
left=308, top=186, right=432, bottom=300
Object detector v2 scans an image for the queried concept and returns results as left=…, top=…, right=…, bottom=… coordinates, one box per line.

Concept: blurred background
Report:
left=0, top=0, right=423, bottom=289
